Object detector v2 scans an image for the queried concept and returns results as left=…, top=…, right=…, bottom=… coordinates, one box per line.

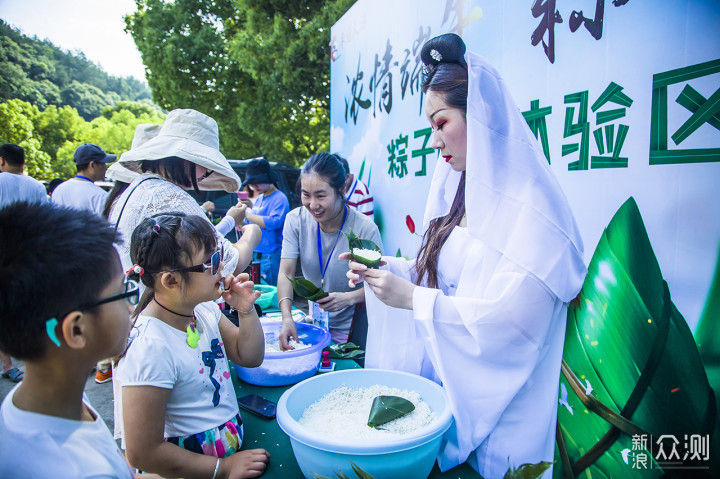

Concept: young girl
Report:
left=115, top=212, right=270, bottom=478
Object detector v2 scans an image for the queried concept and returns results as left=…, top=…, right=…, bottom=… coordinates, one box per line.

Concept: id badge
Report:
left=310, top=301, right=329, bottom=331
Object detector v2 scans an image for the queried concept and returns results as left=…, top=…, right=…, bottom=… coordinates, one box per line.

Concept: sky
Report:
left=0, top=0, right=147, bottom=82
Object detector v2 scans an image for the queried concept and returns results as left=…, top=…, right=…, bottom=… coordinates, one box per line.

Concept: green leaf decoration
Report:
left=344, top=228, right=382, bottom=268
left=367, top=395, right=415, bottom=429
left=503, top=460, right=553, bottom=479
left=326, top=342, right=365, bottom=359
left=286, top=276, right=328, bottom=301
left=556, top=197, right=720, bottom=477
left=311, top=460, right=375, bottom=479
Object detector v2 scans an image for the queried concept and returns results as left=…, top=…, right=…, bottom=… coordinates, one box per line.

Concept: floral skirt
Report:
left=165, top=413, right=244, bottom=458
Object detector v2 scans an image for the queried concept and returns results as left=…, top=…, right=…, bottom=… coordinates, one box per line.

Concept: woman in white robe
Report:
left=343, top=33, right=587, bottom=478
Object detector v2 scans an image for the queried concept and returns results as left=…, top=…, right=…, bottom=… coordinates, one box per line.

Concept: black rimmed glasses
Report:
left=74, top=278, right=140, bottom=312
left=162, top=246, right=223, bottom=276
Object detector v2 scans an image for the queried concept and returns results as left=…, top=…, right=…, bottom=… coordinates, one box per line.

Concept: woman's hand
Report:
left=279, top=319, right=298, bottom=351
left=221, top=273, right=260, bottom=312
left=316, top=291, right=355, bottom=312
left=340, top=253, right=414, bottom=310
left=339, top=252, right=386, bottom=288
left=226, top=202, right=247, bottom=226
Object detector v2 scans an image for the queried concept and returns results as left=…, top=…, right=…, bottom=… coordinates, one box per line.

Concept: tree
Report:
left=0, top=99, right=52, bottom=179
left=125, top=0, right=354, bottom=166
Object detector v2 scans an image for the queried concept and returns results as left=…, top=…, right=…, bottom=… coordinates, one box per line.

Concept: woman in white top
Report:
left=109, top=109, right=260, bottom=278
left=344, top=33, right=587, bottom=478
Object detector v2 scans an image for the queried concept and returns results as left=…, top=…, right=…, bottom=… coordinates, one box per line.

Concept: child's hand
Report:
left=222, top=273, right=261, bottom=313
left=217, top=449, right=269, bottom=478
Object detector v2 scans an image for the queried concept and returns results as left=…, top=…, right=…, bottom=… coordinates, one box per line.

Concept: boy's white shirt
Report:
left=0, top=384, right=134, bottom=478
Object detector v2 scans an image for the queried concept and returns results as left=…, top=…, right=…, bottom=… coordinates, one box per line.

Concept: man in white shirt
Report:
left=0, top=143, right=47, bottom=209
left=0, top=143, right=47, bottom=385
left=52, top=143, right=116, bottom=215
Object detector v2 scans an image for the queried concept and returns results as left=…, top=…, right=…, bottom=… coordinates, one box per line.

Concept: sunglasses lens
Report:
left=126, top=280, right=140, bottom=305
left=212, top=251, right=220, bottom=275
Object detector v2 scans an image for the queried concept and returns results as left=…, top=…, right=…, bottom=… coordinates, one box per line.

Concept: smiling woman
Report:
left=276, top=153, right=383, bottom=348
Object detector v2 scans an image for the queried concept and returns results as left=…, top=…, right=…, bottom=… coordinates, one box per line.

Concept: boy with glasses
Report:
left=0, top=202, right=142, bottom=477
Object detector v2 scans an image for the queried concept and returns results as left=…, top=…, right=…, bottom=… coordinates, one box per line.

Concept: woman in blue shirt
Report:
left=241, top=158, right=290, bottom=285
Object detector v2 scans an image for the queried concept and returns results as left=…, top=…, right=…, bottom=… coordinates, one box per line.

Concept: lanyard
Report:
left=317, top=206, right=347, bottom=289
left=75, top=175, right=93, bottom=183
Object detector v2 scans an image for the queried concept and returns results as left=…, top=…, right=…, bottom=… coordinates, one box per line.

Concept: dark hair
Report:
left=0, top=143, right=25, bottom=166
left=336, top=155, right=350, bottom=175
left=102, top=181, right=130, bottom=218
left=140, top=156, right=200, bottom=194
left=415, top=33, right=469, bottom=288
left=48, top=178, right=64, bottom=195
left=300, top=152, right=348, bottom=202
left=421, top=33, right=468, bottom=113
left=127, top=212, right=217, bottom=317
left=0, top=202, right=121, bottom=360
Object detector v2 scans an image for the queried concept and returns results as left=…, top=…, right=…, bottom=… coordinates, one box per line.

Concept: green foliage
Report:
left=311, top=460, right=375, bottom=479
left=124, top=0, right=355, bottom=166
left=503, top=460, right=553, bottom=479
left=286, top=275, right=329, bottom=301
left=0, top=20, right=154, bottom=120
left=325, top=342, right=364, bottom=359
left=0, top=98, right=165, bottom=180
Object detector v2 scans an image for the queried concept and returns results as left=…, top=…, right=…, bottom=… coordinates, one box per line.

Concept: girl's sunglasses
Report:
left=162, top=247, right=223, bottom=276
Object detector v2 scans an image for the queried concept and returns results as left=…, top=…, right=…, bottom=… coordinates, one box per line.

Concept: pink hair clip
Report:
left=125, top=264, right=145, bottom=276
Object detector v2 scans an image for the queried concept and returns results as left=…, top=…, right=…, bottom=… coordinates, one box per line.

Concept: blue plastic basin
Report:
left=234, top=322, right=330, bottom=387
left=277, top=369, right=453, bottom=479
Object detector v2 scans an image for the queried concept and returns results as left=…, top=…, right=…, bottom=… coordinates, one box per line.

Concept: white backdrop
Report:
left=330, top=0, right=720, bottom=330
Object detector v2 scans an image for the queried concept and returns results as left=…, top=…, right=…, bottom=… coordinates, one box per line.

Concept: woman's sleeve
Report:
left=412, top=267, right=561, bottom=468
left=281, top=210, right=300, bottom=259
left=261, top=193, right=290, bottom=231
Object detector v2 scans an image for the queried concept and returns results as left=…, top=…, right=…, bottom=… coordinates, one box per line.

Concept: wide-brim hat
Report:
left=242, top=158, right=279, bottom=187
left=107, top=124, right=163, bottom=183
left=117, top=109, right=240, bottom=192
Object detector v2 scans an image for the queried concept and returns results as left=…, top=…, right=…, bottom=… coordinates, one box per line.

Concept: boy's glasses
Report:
left=74, top=279, right=140, bottom=311
left=162, top=247, right=223, bottom=276
left=45, top=278, right=140, bottom=348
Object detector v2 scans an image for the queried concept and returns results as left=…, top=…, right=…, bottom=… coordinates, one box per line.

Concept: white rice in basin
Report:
left=298, top=385, right=435, bottom=438
left=352, top=248, right=381, bottom=261
left=265, top=337, right=311, bottom=352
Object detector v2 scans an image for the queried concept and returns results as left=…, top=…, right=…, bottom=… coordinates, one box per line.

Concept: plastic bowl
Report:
left=254, top=284, right=277, bottom=310
left=234, top=322, right=330, bottom=387
left=277, top=369, right=453, bottom=479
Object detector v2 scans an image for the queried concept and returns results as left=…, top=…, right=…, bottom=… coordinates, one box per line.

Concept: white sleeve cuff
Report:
left=215, top=215, right=236, bottom=236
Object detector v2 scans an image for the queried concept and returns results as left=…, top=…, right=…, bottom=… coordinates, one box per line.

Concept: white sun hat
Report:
left=107, top=124, right=163, bottom=183
left=117, top=109, right=240, bottom=192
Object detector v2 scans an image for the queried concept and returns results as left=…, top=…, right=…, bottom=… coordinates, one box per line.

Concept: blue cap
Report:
left=73, top=143, right=117, bottom=165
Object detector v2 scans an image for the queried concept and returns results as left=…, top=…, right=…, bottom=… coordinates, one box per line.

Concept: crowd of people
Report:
left=0, top=33, right=585, bottom=479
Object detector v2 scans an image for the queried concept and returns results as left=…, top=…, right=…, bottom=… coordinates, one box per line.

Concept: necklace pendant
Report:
left=186, top=322, right=200, bottom=348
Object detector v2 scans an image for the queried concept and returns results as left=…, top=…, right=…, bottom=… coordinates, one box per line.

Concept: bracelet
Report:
left=278, top=296, right=292, bottom=304
left=211, top=458, right=220, bottom=479
left=236, top=303, right=255, bottom=315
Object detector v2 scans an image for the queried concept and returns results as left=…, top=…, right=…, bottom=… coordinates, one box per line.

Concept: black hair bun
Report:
left=421, top=33, right=466, bottom=68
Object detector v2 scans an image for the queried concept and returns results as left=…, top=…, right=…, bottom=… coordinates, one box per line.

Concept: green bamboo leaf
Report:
left=286, top=276, right=328, bottom=300
left=344, top=229, right=382, bottom=268
left=503, top=460, right=553, bottom=479
left=349, top=461, right=375, bottom=479
left=367, top=395, right=415, bottom=429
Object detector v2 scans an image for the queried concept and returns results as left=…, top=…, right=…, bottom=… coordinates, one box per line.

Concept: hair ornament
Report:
left=126, top=264, right=145, bottom=276
left=430, top=49, right=442, bottom=62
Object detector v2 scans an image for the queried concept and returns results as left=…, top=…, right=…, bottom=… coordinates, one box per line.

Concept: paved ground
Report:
left=0, top=299, right=309, bottom=444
